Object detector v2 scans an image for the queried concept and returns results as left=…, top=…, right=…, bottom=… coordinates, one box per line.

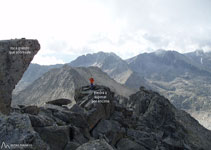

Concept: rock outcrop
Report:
left=74, top=85, right=211, bottom=149
left=0, top=39, right=40, bottom=114
left=125, top=87, right=211, bottom=149
left=76, top=139, right=114, bottom=150
left=0, top=113, right=49, bottom=149
left=74, top=85, right=115, bottom=130
left=2, top=83, right=211, bottom=149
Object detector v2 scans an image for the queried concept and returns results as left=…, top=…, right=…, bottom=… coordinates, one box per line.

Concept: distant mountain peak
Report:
left=69, top=51, right=132, bottom=84
left=84, top=51, right=119, bottom=57
left=154, top=49, right=166, bottom=55
left=153, top=49, right=169, bottom=57
left=195, top=49, right=204, bottom=56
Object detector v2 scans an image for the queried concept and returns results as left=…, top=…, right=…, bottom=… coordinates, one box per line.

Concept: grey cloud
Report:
left=96, top=0, right=211, bottom=52
left=89, top=33, right=135, bottom=46
left=196, top=39, right=211, bottom=48
left=89, top=34, right=114, bottom=45
left=44, top=0, right=211, bottom=63
left=47, top=40, right=68, bottom=52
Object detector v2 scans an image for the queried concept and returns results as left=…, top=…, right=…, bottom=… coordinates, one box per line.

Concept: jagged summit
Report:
left=193, top=49, right=204, bottom=56
left=154, top=49, right=166, bottom=56
left=73, top=85, right=211, bottom=149
left=69, top=51, right=150, bottom=88
left=70, top=51, right=121, bottom=68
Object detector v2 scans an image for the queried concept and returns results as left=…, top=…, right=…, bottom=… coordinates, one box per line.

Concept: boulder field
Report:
left=1, top=85, right=211, bottom=149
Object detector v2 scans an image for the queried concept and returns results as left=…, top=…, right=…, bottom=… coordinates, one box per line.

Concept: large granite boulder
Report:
left=64, top=141, right=80, bottom=150
left=74, top=85, right=115, bottom=130
left=28, top=114, right=55, bottom=127
left=76, top=139, right=114, bottom=150
left=116, top=138, right=147, bottom=150
left=92, top=119, right=124, bottom=146
left=0, top=113, right=48, bottom=150
left=34, top=126, right=70, bottom=150
left=0, top=39, right=40, bottom=114
left=39, top=104, right=89, bottom=128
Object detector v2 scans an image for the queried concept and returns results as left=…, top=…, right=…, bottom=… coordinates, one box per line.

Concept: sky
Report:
left=0, top=0, right=211, bottom=65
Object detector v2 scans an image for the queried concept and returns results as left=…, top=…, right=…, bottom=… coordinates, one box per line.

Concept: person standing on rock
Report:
left=89, top=77, right=95, bottom=90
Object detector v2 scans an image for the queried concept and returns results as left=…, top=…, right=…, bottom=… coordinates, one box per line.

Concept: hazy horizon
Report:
left=0, top=0, right=210, bottom=65
left=29, top=48, right=210, bottom=66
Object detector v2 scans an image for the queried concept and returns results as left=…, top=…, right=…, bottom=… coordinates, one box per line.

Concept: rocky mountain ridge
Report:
left=12, top=65, right=135, bottom=107
left=13, top=63, right=63, bottom=95
left=69, top=50, right=211, bottom=130
left=69, top=51, right=150, bottom=89
left=12, top=50, right=211, bottom=129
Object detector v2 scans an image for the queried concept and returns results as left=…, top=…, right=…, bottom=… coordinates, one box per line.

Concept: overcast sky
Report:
left=0, top=0, right=210, bottom=65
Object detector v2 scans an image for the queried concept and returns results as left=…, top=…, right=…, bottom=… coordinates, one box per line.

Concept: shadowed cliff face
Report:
left=0, top=39, right=40, bottom=114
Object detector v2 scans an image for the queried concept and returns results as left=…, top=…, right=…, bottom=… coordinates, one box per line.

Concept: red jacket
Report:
left=89, top=78, right=94, bottom=84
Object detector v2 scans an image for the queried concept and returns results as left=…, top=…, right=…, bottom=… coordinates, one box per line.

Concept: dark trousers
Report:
left=90, top=83, right=94, bottom=89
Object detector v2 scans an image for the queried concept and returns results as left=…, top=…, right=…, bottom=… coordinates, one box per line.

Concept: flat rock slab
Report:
left=0, top=112, right=48, bottom=149
left=46, top=98, right=72, bottom=106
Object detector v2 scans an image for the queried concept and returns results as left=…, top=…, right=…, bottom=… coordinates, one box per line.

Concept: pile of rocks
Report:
left=1, top=85, right=211, bottom=150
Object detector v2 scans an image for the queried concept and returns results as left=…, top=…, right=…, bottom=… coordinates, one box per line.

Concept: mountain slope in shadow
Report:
left=12, top=65, right=135, bottom=107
